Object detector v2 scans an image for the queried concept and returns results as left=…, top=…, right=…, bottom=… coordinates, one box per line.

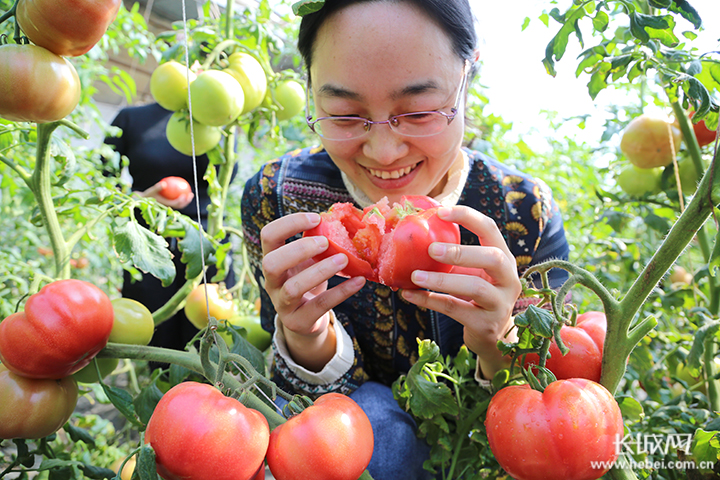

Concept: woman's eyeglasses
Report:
left=305, top=61, right=469, bottom=141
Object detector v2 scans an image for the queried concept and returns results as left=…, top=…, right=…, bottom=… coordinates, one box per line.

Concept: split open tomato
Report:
left=303, top=195, right=460, bottom=290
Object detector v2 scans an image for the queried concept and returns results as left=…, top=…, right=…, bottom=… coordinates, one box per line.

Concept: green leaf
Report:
left=64, top=422, right=96, bottom=447
left=648, top=0, right=671, bottom=8
left=100, top=382, right=144, bottom=428
left=592, top=10, right=609, bottom=32
left=686, top=321, right=720, bottom=369
left=78, top=464, right=116, bottom=480
left=616, top=395, right=645, bottom=422
left=49, top=137, right=77, bottom=187
left=178, top=219, right=216, bottom=279
left=515, top=304, right=554, bottom=338
left=691, top=429, right=720, bottom=464
left=629, top=12, right=679, bottom=47
left=588, top=62, right=611, bottom=99
left=521, top=17, right=531, bottom=31
left=137, top=445, right=158, bottom=480
left=133, top=380, right=164, bottom=425
left=291, top=0, right=324, bottom=16
left=113, top=220, right=176, bottom=287
left=670, top=0, right=702, bottom=29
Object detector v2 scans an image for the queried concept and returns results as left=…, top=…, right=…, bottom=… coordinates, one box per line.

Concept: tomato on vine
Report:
left=150, top=61, right=197, bottom=112
left=266, top=393, right=374, bottom=480
left=165, top=111, right=222, bottom=156
left=15, top=0, right=121, bottom=57
left=0, top=279, right=114, bottom=379
left=145, top=382, right=269, bottom=480
left=0, top=44, right=81, bottom=123
left=184, top=283, right=236, bottom=330
left=485, top=378, right=623, bottom=480
left=0, top=363, right=79, bottom=439
left=223, top=52, right=268, bottom=114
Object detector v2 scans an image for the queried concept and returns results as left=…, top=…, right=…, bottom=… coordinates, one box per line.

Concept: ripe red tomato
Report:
left=523, top=311, right=606, bottom=383
left=0, top=279, right=114, bottom=379
left=158, top=176, right=192, bottom=200
left=16, top=0, right=121, bottom=57
left=0, top=363, right=78, bottom=439
left=303, top=195, right=460, bottom=290
left=689, top=111, right=717, bottom=148
left=266, top=393, right=374, bottom=480
left=0, top=44, right=81, bottom=123
left=485, top=378, right=623, bottom=480
left=145, top=382, right=269, bottom=480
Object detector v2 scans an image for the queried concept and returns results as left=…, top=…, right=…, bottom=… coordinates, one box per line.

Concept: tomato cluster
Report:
left=146, top=383, right=373, bottom=480
left=1, top=0, right=120, bottom=123
left=150, top=53, right=306, bottom=156
left=304, top=195, right=460, bottom=290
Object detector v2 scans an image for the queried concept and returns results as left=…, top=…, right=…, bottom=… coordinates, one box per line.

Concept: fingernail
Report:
left=332, top=254, right=347, bottom=266
left=314, top=236, right=328, bottom=248
left=429, top=243, right=446, bottom=256
left=306, top=212, right=321, bottom=225
left=437, top=207, right=451, bottom=218
left=413, top=270, right=428, bottom=283
left=402, top=289, right=418, bottom=301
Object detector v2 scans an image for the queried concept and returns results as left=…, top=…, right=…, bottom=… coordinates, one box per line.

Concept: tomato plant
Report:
left=523, top=311, right=606, bottom=383
left=266, top=393, right=374, bottom=480
left=615, top=165, right=661, bottom=197
left=620, top=114, right=682, bottom=169
left=184, top=283, right=236, bottom=330
left=112, top=456, right=136, bottom=480
left=15, top=0, right=121, bottom=57
left=0, top=279, right=114, bottom=379
left=150, top=61, right=196, bottom=112
left=108, top=297, right=155, bottom=345
left=303, top=195, right=460, bottom=289
left=145, top=381, right=269, bottom=480
left=189, top=70, right=244, bottom=126
left=0, top=363, right=79, bottom=439
left=272, top=79, right=305, bottom=121
left=224, top=52, right=267, bottom=114
left=165, top=111, right=222, bottom=156
left=158, top=176, right=192, bottom=201
left=0, top=44, right=81, bottom=123
left=485, top=378, right=623, bottom=480
left=72, top=357, right=119, bottom=383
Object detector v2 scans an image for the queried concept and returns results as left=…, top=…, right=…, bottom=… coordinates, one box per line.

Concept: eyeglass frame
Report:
left=304, top=60, right=470, bottom=141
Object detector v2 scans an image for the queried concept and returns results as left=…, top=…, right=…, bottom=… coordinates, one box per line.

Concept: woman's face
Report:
left=309, top=2, right=467, bottom=205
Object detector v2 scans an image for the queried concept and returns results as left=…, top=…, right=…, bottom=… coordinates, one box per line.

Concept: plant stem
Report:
left=206, top=127, right=236, bottom=236
left=29, top=122, right=70, bottom=279
left=703, top=338, right=720, bottom=411
left=152, top=276, right=201, bottom=325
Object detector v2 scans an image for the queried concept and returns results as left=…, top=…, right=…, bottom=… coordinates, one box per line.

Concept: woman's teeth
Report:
left=368, top=165, right=415, bottom=179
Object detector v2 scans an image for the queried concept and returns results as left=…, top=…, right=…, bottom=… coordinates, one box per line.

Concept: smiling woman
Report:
left=241, top=1, right=571, bottom=479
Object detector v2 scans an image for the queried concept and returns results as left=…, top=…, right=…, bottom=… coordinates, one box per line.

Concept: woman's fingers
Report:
left=261, top=212, right=320, bottom=255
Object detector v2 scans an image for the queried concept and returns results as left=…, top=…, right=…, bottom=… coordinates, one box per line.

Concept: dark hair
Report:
left=297, top=0, right=477, bottom=78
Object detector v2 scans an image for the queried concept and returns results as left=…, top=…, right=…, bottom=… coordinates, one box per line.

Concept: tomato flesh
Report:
left=303, top=195, right=459, bottom=290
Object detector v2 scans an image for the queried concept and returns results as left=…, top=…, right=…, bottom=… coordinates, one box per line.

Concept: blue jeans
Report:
left=349, top=381, right=433, bottom=480
left=273, top=381, right=432, bottom=480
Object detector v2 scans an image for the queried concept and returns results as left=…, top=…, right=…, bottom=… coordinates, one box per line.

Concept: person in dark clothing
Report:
left=104, top=102, right=235, bottom=352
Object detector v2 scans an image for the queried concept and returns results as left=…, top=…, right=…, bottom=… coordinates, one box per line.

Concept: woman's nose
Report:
left=361, top=123, right=409, bottom=165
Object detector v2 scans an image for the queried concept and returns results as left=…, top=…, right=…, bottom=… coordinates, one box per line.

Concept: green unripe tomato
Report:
left=189, top=70, right=244, bottom=126
left=273, top=80, right=306, bottom=121
left=151, top=61, right=196, bottom=111
left=616, top=165, right=662, bottom=197
left=109, top=298, right=155, bottom=346
left=166, top=111, right=222, bottom=156
left=72, top=358, right=119, bottom=384
left=224, top=52, right=267, bottom=114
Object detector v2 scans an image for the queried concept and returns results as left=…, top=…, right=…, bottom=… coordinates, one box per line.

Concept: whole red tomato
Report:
left=158, top=176, right=192, bottom=200
left=266, top=393, right=374, bottom=480
left=145, top=382, right=269, bottom=480
left=0, top=279, right=114, bottom=379
left=689, top=111, right=717, bottom=148
left=0, top=44, right=81, bottom=123
left=485, top=378, right=623, bottom=480
left=303, top=195, right=460, bottom=290
left=0, top=364, right=78, bottom=439
left=523, top=311, right=606, bottom=382
left=16, top=0, right=122, bottom=57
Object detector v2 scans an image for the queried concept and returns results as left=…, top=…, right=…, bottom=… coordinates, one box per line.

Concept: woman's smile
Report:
left=365, top=162, right=419, bottom=180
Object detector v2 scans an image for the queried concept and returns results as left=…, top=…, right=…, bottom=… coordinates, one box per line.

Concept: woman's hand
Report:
left=400, top=205, right=522, bottom=379
left=138, top=180, right=194, bottom=210
left=261, top=212, right=366, bottom=371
